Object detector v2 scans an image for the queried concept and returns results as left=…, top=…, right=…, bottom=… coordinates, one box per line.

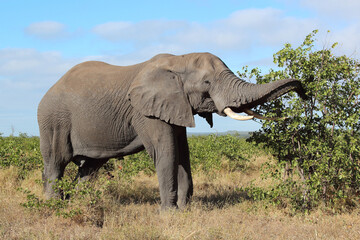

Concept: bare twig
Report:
left=184, top=230, right=201, bottom=240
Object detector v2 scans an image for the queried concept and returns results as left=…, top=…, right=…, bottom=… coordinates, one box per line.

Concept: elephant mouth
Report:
left=223, top=107, right=288, bottom=121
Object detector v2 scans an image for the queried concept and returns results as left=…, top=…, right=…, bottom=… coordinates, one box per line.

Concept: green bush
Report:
left=1, top=133, right=258, bottom=180
left=0, top=133, right=43, bottom=178
left=188, top=134, right=262, bottom=172
left=118, top=150, right=155, bottom=178
left=19, top=178, right=104, bottom=225
left=115, top=134, right=262, bottom=177
left=245, top=30, right=360, bottom=211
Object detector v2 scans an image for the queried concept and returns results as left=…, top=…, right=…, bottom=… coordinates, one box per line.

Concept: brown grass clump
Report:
left=1, top=155, right=360, bottom=239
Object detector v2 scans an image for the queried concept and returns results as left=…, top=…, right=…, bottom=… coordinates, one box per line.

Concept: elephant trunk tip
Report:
left=298, top=89, right=309, bottom=100
left=291, top=79, right=309, bottom=100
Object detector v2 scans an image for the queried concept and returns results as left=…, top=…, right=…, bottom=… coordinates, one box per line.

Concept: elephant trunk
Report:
left=212, top=70, right=307, bottom=114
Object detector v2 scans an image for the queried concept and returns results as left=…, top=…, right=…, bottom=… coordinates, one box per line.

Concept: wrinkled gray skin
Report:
left=38, top=52, right=307, bottom=210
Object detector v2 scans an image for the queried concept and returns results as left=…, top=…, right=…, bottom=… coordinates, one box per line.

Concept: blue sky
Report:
left=1, top=0, right=359, bottom=136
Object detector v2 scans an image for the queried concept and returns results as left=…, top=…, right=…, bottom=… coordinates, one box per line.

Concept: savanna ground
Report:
left=1, top=134, right=360, bottom=240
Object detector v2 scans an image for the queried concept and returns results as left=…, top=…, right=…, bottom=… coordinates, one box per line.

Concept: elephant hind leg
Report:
left=40, top=129, right=73, bottom=199
left=42, top=161, right=67, bottom=199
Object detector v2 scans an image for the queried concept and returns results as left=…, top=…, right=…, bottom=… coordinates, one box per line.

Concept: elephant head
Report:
left=128, top=52, right=307, bottom=128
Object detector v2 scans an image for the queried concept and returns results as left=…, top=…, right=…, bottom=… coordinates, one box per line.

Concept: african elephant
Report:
left=37, top=52, right=307, bottom=210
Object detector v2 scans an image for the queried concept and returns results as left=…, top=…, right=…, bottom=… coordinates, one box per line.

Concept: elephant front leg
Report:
left=176, top=127, right=193, bottom=209
left=133, top=117, right=179, bottom=210
left=155, top=151, right=179, bottom=210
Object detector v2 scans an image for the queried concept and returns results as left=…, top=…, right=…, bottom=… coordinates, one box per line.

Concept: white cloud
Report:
left=91, top=8, right=359, bottom=65
left=330, top=25, right=360, bottom=57
left=178, top=8, right=317, bottom=50
left=92, top=8, right=318, bottom=55
left=0, top=48, right=78, bottom=135
left=0, top=48, right=76, bottom=91
left=300, top=0, right=360, bottom=20
left=25, top=21, right=68, bottom=40
left=93, top=20, right=187, bottom=43
left=275, top=0, right=360, bottom=56
left=92, top=21, right=132, bottom=41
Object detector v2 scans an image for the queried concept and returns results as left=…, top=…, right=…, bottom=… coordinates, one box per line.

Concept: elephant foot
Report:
left=159, top=204, right=178, bottom=214
left=42, top=172, right=62, bottom=200
left=177, top=199, right=191, bottom=210
left=177, top=185, right=193, bottom=209
left=160, top=200, right=178, bottom=212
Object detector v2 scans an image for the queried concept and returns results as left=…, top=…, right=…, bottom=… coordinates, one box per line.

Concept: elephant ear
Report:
left=128, top=67, right=195, bottom=127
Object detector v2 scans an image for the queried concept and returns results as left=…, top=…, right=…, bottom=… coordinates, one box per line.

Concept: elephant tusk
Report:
left=243, top=108, right=288, bottom=121
left=224, top=108, right=254, bottom=121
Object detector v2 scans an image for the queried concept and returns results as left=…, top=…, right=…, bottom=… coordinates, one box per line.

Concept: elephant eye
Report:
left=204, top=80, right=210, bottom=84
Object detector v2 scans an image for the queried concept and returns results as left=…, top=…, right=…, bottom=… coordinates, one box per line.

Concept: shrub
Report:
left=1, top=133, right=258, bottom=180
left=0, top=134, right=42, bottom=179
left=245, top=30, right=360, bottom=211
left=188, top=134, right=262, bottom=172
left=116, top=134, right=262, bottom=177
left=19, top=178, right=105, bottom=226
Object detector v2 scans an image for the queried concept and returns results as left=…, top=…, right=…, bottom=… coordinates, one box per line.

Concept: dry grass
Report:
left=1, top=156, right=360, bottom=240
